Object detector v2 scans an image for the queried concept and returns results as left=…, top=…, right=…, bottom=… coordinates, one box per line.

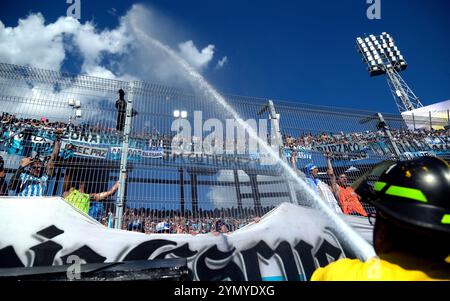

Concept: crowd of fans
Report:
left=4, top=111, right=449, bottom=159
left=1, top=112, right=124, bottom=138
left=95, top=206, right=272, bottom=235
left=283, top=128, right=450, bottom=155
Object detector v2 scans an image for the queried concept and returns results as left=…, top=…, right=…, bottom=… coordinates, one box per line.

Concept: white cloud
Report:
left=216, top=56, right=228, bottom=69
left=177, top=40, right=215, bottom=71
left=0, top=13, right=78, bottom=70
left=0, top=4, right=225, bottom=85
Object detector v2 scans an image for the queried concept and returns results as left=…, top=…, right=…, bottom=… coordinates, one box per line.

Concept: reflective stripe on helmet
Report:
left=374, top=181, right=387, bottom=192
left=441, top=214, right=450, bottom=225
left=385, top=185, right=428, bottom=203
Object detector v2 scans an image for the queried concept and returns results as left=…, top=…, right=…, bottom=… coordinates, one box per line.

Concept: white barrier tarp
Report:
left=0, top=197, right=373, bottom=281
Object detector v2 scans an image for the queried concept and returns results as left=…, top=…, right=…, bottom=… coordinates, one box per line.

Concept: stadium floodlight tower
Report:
left=356, top=32, right=423, bottom=113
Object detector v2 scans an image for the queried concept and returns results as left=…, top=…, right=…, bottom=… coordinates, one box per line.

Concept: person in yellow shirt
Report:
left=312, top=156, right=450, bottom=281
left=63, top=180, right=121, bottom=215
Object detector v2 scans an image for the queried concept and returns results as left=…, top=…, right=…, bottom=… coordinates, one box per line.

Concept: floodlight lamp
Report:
left=75, top=100, right=81, bottom=108
left=181, top=111, right=188, bottom=119
left=75, top=109, right=82, bottom=118
left=365, top=37, right=370, bottom=42
left=68, top=99, right=75, bottom=106
left=173, top=110, right=180, bottom=118
left=387, top=64, right=392, bottom=69
left=395, top=90, right=402, bottom=98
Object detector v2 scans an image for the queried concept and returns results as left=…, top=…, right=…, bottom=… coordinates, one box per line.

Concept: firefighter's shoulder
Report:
left=311, top=257, right=436, bottom=281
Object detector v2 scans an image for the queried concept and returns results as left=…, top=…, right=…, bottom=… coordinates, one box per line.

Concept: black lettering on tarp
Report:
left=30, top=241, right=63, bottom=266
left=36, top=225, right=64, bottom=239
left=314, top=239, right=343, bottom=267
left=60, top=246, right=106, bottom=264
left=0, top=246, right=25, bottom=268
left=241, top=240, right=274, bottom=281
left=273, top=241, right=300, bottom=281
left=294, top=240, right=316, bottom=280
left=241, top=240, right=300, bottom=281
left=122, top=239, right=177, bottom=261
left=196, top=245, right=245, bottom=281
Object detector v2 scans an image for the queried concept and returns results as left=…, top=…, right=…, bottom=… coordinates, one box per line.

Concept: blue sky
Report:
left=1, top=0, right=450, bottom=113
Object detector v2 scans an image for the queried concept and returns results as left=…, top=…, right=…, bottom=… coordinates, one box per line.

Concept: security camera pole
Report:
left=115, top=83, right=135, bottom=229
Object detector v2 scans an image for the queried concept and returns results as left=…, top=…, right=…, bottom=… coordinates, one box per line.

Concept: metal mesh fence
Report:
left=1, top=63, right=449, bottom=234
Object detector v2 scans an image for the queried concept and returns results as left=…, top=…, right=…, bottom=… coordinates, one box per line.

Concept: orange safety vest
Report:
left=337, top=186, right=368, bottom=217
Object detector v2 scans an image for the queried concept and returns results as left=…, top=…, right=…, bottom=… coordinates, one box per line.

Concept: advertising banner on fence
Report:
left=1, top=126, right=165, bottom=162
left=283, top=148, right=313, bottom=160
left=0, top=197, right=373, bottom=281
left=313, top=142, right=369, bottom=161
left=1, top=129, right=54, bottom=157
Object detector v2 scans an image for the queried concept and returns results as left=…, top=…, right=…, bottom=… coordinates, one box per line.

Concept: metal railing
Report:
left=1, top=63, right=449, bottom=231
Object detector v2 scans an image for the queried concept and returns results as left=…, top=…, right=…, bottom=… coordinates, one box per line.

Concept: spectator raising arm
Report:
left=325, top=153, right=340, bottom=200
left=46, top=129, right=63, bottom=178
left=8, top=157, right=32, bottom=194
left=90, top=181, right=121, bottom=201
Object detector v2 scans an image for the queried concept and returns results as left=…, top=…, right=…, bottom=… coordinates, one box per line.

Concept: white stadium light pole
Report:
left=356, top=33, right=423, bottom=113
